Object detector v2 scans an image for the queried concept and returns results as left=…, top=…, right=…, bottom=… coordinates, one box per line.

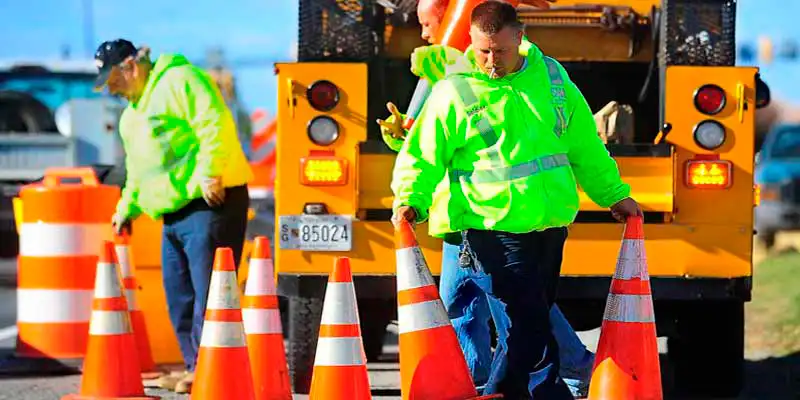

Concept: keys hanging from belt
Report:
left=458, top=233, right=474, bottom=270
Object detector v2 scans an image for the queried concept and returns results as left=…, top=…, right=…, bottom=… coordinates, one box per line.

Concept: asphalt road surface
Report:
left=0, top=255, right=797, bottom=399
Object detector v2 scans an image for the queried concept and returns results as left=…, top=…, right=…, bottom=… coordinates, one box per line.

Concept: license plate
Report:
left=278, top=214, right=352, bottom=251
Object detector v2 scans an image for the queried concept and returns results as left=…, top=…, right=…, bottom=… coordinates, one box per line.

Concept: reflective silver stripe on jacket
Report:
left=447, top=57, right=571, bottom=184
left=544, top=57, right=568, bottom=138
left=449, top=153, right=569, bottom=183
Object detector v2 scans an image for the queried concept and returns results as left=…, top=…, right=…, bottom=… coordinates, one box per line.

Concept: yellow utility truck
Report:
left=273, top=0, right=770, bottom=396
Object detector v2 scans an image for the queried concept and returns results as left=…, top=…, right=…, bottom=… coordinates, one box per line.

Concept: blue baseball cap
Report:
left=93, top=39, right=138, bottom=90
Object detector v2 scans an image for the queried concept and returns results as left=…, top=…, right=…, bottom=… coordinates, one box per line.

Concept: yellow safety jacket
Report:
left=391, top=42, right=630, bottom=237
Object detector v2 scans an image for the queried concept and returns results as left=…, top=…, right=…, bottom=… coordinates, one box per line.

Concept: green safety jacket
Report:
left=116, top=53, right=253, bottom=220
left=390, top=41, right=631, bottom=237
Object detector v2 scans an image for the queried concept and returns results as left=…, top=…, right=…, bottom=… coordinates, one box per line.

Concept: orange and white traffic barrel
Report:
left=16, top=167, right=119, bottom=360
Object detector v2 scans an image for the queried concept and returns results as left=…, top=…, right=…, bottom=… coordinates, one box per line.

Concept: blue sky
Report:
left=1, top=0, right=799, bottom=118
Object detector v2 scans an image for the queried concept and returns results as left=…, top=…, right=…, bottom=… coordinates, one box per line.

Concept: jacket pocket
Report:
left=541, top=165, right=580, bottom=226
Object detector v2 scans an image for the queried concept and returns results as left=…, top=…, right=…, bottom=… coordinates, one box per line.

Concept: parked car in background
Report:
left=755, top=123, right=800, bottom=248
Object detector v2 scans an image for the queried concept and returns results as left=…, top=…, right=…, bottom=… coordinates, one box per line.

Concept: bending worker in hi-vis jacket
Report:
left=389, top=2, right=641, bottom=398
left=379, top=0, right=597, bottom=397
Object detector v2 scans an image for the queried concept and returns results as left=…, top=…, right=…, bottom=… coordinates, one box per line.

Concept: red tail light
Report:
left=694, top=84, right=726, bottom=115
left=306, top=80, right=340, bottom=112
left=685, top=157, right=732, bottom=189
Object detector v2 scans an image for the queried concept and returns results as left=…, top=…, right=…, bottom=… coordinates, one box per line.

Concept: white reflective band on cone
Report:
left=17, top=289, right=94, bottom=323
left=20, top=223, right=110, bottom=257
left=249, top=187, right=272, bottom=199
left=206, top=271, right=241, bottom=310
left=244, top=259, right=276, bottom=296
left=320, top=282, right=359, bottom=325
left=615, top=239, right=649, bottom=279
left=125, top=289, right=138, bottom=311
left=200, top=321, right=247, bottom=348
left=396, top=247, right=435, bottom=291
left=94, top=262, right=123, bottom=298
left=314, top=337, right=366, bottom=366
left=603, top=293, right=655, bottom=323
left=242, top=309, right=283, bottom=334
left=398, top=299, right=450, bottom=334
left=115, top=245, right=135, bottom=278
left=89, top=310, right=132, bottom=335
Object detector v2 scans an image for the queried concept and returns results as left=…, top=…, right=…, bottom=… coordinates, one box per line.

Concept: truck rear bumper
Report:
left=277, top=274, right=751, bottom=302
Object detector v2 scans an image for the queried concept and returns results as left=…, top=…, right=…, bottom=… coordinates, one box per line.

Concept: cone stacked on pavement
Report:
left=113, top=233, right=161, bottom=380
left=309, top=256, right=372, bottom=400
left=191, top=247, right=255, bottom=400
left=394, top=220, right=500, bottom=400
left=242, top=236, right=292, bottom=400
left=61, top=240, right=157, bottom=400
left=589, top=215, right=662, bottom=400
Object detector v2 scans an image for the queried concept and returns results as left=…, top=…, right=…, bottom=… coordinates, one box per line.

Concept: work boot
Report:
left=174, top=371, right=195, bottom=394
left=145, top=370, right=189, bottom=390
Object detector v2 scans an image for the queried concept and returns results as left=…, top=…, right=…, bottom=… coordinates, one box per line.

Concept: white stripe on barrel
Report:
left=320, top=282, right=359, bottom=325
left=206, top=271, right=241, bottom=310
left=244, top=259, right=276, bottom=296
left=89, top=310, right=132, bottom=335
left=396, top=247, right=435, bottom=291
left=17, top=289, right=94, bottom=323
left=20, top=223, right=110, bottom=257
left=313, top=337, right=366, bottom=366
left=242, top=309, right=282, bottom=335
left=603, top=293, right=655, bottom=323
left=200, top=321, right=247, bottom=348
left=398, top=299, right=450, bottom=334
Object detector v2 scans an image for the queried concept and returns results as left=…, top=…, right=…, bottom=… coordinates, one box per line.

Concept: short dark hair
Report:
left=470, top=1, right=524, bottom=35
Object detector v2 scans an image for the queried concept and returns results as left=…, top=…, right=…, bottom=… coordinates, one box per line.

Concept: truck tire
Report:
left=287, top=295, right=323, bottom=394
left=669, top=300, right=745, bottom=397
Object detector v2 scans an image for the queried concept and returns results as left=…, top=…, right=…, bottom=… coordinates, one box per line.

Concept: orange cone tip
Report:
left=394, top=219, right=418, bottom=250
left=213, top=247, right=236, bottom=271
left=99, top=240, right=118, bottom=264
left=331, top=257, right=353, bottom=283
left=624, top=215, right=644, bottom=240
left=252, top=236, right=272, bottom=259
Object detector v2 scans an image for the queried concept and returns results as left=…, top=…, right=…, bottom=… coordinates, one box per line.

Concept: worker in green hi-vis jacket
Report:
left=381, top=1, right=641, bottom=398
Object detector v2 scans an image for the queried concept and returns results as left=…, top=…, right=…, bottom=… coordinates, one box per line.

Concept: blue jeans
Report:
left=444, top=228, right=576, bottom=399
left=440, top=241, right=594, bottom=391
left=161, top=186, right=249, bottom=371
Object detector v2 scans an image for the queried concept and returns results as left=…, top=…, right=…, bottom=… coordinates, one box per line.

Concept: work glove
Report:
left=391, top=205, right=418, bottom=230
left=376, top=102, right=407, bottom=151
left=202, top=176, right=226, bottom=207
left=111, top=213, right=131, bottom=236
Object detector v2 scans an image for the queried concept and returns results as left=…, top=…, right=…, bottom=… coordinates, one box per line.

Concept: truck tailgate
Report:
left=0, top=134, right=76, bottom=181
left=358, top=152, right=674, bottom=213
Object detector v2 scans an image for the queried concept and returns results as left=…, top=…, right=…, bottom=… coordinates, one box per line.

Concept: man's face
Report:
left=417, top=0, right=446, bottom=44
left=469, top=24, right=523, bottom=78
left=105, top=60, right=145, bottom=100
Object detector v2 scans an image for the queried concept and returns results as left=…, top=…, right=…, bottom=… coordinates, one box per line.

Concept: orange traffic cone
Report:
left=191, top=247, right=255, bottom=400
left=309, top=257, right=372, bottom=400
left=242, top=236, right=292, bottom=400
left=589, top=215, right=662, bottom=400
left=61, top=241, right=158, bottom=400
left=394, top=220, right=500, bottom=400
left=113, top=233, right=162, bottom=380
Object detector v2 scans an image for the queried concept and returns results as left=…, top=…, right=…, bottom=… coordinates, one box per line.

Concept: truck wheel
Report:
left=669, top=300, right=745, bottom=397
left=287, top=295, right=323, bottom=395
left=358, top=299, right=395, bottom=362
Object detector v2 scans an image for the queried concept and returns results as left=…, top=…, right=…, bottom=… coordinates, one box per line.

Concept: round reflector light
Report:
left=693, top=120, right=726, bottom=150
left=307, top=80, right=340, bottom=112
left=694, top=84, right=726, bottom=115
left=307, top=116, right=340, bottom=146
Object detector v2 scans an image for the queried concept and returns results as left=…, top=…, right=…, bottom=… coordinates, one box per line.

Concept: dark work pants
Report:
left=161, top=185, right=249, bottom=371
left=463, top=227, right=574, bottom=400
